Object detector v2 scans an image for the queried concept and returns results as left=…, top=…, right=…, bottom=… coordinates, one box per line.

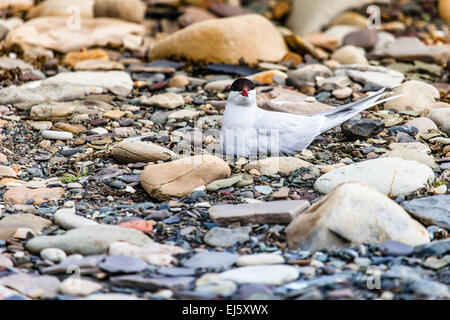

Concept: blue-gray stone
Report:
left=402, top=195, right=450, bottom=230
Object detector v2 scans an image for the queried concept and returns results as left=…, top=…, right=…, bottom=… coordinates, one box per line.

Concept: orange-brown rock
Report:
left=148, top=14, right=288, bottom=65
left=140, top=155, right=230, bottom=200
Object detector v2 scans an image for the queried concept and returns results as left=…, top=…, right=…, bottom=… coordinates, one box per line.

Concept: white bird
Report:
left=220, top=78, right=400, bottom=159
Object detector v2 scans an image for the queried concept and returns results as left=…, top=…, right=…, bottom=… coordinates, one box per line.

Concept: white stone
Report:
left=141, top=93, right=184, bottom=109
left=59, top=278, right=102, bottom=297
left=219, top=265, right=299, bottom=285
left=40, top=248, right=67, bottom=263
left=314, top=157, right=435, bottom=197
left=245, top=157, right=313, bottom=175
left=54, top=207, right=98, bottom=229
left=236, top=254, right=285, bottom=266
left=41, top=130, right=73, bottom=140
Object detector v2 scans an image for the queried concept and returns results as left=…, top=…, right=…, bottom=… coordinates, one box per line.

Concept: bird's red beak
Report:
left=241, top=89, right=249, bottom=97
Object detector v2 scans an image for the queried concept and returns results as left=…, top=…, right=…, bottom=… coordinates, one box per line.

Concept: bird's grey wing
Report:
left=253, top=110, right=325, bottom=155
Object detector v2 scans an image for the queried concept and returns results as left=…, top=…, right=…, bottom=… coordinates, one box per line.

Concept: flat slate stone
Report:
left=157, top=267, right=196, bottom=277
left=110, top=275, right=194, bottom=291
left=208, top=200, right=310, bottom=225
left=98, top=255, right=149, bottom=273
left=182, top=251, right=239, bottom=269
left=413, top=239, right=450, bottom=257
left=402, top=195, right=450, bottom=231
left=379, top=240, right=414, bottom=256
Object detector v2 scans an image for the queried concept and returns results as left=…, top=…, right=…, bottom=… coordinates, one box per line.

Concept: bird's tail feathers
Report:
left=317, top=88, right=404, bottom=134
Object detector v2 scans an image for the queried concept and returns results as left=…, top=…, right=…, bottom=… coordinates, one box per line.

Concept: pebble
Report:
left=25, top=225, right=153, bottom=255
left=54, top=207, right=98, bottom=229
left=331, top=45, right=368, bottom=65
left=219, top=265, right=299, bottom=285
left=40, top=248, right=67, bottom=263
left=402, top=195, right=450, bottom=231
left=379, top=240, right=414, bottom=256
left=98, top=255, right=149, bottom=273
left=236, top=254, right=285, bottom=266
left=59, top=278, right=103, bottom=297
left=183, top=252, right=239, bottom=269
left=341, top=118, right=385, bottom=140
left=204, top=227, right=251, bottom=248
left=41, top=130, right=73, bottom=140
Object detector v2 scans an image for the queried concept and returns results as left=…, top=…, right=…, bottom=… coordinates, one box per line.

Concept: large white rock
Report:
left=219, top=265, right=299, bottom=285
left=314, top=157, right=434, bottom=197
left=286, top=182, right=430, bottom=251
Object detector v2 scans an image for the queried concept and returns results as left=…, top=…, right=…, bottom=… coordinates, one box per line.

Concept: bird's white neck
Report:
left=223, top=90, right=258, bottom=129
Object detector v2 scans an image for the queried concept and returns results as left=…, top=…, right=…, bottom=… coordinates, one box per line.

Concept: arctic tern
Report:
left=220, top=78, right=400, bottom=158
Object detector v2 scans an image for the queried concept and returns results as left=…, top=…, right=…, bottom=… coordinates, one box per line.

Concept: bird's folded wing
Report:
left=253, top=111, right=325, bottom=154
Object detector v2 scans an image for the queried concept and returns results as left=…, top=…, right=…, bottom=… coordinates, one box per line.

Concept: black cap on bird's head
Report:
left=230, top=78, right=255, bottom=97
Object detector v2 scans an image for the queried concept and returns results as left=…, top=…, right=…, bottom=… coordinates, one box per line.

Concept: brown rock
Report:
left=103, top=109, right=126, bottom=120
left=303, top=33, right=339, bottom=51
left=331, top=45, right=368, bottom=65
left=284, top=34, right=320, bottom=59
left=382, top=37, right=450, bottom=65
left=74, top=59, right=125, bottom=71
left=93, top=0, right=146, bottom=23
left=112, top=137, right=176, bottom=163
left=26, top=0, right=94, bottom=19
left=53, top=123, right=87, bottom=134
left=0, top=214, right=53, bottom=240
left=5, top=17, right=144, bottom=53
left=148, top=14, right=288, bottom=65
left=257, top=87, right=335, bottom=115
left=0, top=165, right=17, bottom=178
left=140, top=155, right=230, bottom=200
left=169, top=75, right=190, bottom=88
left=343, top=28, right=378, bottom=49
left=248, top=70, right=287, bottom=85
left=439, top=0, right=450, bottom=25
left=209, top=200, right=310, bottom=225
left=3, top=187, right=65, bottom=205
left=331, top=12, right=367, bottom=27
left=245, top=156, right=313, bottom=175
left=272, top=187, right=290, bottom=199
left=0, top=0, right=33, bottom=11
left=30, top=100, right=113, bottom=121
